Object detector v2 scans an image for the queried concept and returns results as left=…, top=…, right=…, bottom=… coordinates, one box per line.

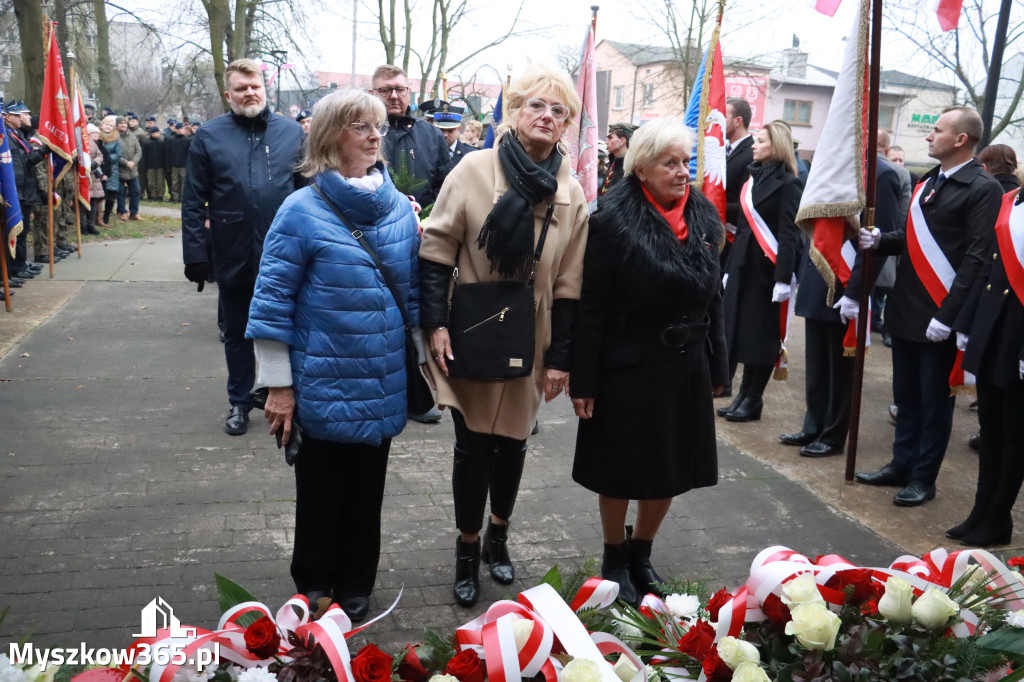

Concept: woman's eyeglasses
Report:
left=347, top=121, right=389, bottom=137
left=525, top=98, right=570, bottom=121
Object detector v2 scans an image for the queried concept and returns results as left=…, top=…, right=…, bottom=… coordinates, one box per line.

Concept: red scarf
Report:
left=641, top=184, right=689, bottom=240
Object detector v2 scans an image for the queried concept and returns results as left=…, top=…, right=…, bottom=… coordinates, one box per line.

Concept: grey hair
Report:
left=624, top=119, right=694, bottom=176
left=299, top=88, right=386, bottom=177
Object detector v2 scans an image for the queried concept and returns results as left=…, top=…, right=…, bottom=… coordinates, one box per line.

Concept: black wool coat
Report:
left=724, top=135, right=754, bottom=227
left=880, top=160, right=1002, bottom=342
left=450, top=140, right=478, bottom=169
left=722, top=163, right=803, bottom=365
left=570, top=176, right=728, bottom=500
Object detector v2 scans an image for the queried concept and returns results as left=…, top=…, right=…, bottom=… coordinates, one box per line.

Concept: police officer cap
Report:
left=146, top=115, right=157, bottom=122
left=296, top=110, right=312, bottom=122
left=147, top=126, right=160, bottom=134
left=420, top=99, right=463, bottom=129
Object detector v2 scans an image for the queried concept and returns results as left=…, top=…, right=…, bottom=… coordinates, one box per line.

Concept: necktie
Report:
left=726, top=142, right=732, bottom=156
left=935, top=172, right=947, bottom=189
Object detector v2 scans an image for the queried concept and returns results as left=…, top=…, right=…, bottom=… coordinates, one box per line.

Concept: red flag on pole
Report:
left=701, top=39, right=727, bottom=224
left=71, top=73, right=91, bottom=208
left=569, top=22, right=599, bottom=211
left=936, top=0, right=965, bottom=31
left=37, top=23, right=76, bottom=185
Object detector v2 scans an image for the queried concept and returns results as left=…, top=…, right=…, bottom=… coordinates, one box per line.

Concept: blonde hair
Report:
left=99, top=115, right=120, bottom=143
left=498, top=64, right=581, bottom=139
left=463, top=119, right=483, bottom=136
left=760, top=121, right=798, bottom=175
left=299, top=88, right=386, bottom=177
left=372, top=64, right=407, bottom=86
left=225, top=58, right=263, bottom=84
left=623, top=119, right=693, bottom=177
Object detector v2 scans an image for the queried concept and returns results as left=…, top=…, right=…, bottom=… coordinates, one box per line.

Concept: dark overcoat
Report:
left=722, top=163, right=803, bottom=365
left=724, top=135, right=754, bottom=227
left=450, top=140, right=478, bottom=169
left=570, top=176, right=728, bottom=500
left=880, top=161, right=1002, bottom=342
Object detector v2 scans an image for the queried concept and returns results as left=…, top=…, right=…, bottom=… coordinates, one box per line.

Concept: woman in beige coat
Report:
left=419, top=64, right=589, bottom=607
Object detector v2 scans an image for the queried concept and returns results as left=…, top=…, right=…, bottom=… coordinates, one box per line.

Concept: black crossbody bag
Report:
left=447, top=204, right=554, bottom=381
left=313, top=186, right=436, bottom=415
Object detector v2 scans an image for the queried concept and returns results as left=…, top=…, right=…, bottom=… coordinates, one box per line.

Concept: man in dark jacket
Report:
left=166, top=124, right=192, bottom=202
left=724, top=98, right=754, bottom=238
left=372, top=64, right=451, bottom=208
left=421, top=99, right=477, bottom=169
left=140, top=127, right=167, bottom=201
left=181, top=58, right=305, bottom=436
left=855, top=106, right=1003, bottom=507
left=3, top=101, right=46, bottom=280
left=601, top=123, right=632, bottom=196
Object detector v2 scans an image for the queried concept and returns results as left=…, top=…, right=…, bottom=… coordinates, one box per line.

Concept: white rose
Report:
left=784, top=602, right=842, bottom=651
left=611, top=608, right=643, bottom=647
left=664, top=594, right=701, bottom=620
left=560, top=659, right=603, bottom=682
left=877, top=576, right=914, bottom=624
left=428, top=676, right=460, bottom=682
left=717, top=636, right=760, bottom=670
left=911, top=588, right=959, bottom=630
left=611, top=654, right=642, bottom=682
left=237, top=667, right=277, bottom=682
left=1006, top=610, right=1024, bottom=627
left=959, top=565, right=988, bottom=593
left=0, top=656, right=28, bottom=682
left=781, top=573, right=825, bottom=607
left=513, top=619, right=534, bottom=651
left=731, top=662, right=771, bottom=682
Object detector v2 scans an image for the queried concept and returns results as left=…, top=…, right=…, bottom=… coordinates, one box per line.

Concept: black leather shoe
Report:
left=800, top=441, right=844, bottom=458
left=6, top=278, right=23, bottom=288
left=714, top=386, right=733, bottom=399
left=482, top=520, right=514, bottom=584
left=780, top=431, right=817, bottom=446
left=304, top=589, right=331, bottom=615
left=453, top=537, right=481, bottom=606
left=225, top=406, right=249, bottom=435
left=968, top=432, right=981, bottom=452
left=855, top=464, right=908, bottom=487
left=339, top=596, right=370, bottom=622
left=716, top=390, right=746, bottom=417
left=893, top=481, right=936, bottom=507
left=725, top=396, right=763, bottom=422
left=409, top=406, right=442, bottom=423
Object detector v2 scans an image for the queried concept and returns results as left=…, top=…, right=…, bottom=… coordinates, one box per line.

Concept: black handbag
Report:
left=447, top=204, right=554, bottom=381
left=313, top=186, right=436, bottom=415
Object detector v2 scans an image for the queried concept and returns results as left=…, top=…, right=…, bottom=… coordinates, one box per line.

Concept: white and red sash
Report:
left=740, top=176, right=793, bottom=379
left=996, top=187, right=1024, bottom=307
left=906, top=180, right=956, bottom=307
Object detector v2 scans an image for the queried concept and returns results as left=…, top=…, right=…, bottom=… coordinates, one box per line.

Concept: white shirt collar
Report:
left=939, top=159, right=971, bottom=179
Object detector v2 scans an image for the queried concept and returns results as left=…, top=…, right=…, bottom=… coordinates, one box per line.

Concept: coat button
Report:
left=987, top=284, right=992, bottom=291
left=994, top=252, right=999, bottom=260
left=1005, top=289, right=1010, bottom=295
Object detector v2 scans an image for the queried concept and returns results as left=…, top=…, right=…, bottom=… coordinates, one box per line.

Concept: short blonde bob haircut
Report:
left=623, top=119, right=693, bottom=177
left=497, top=64, right=581, bottom=140
left=299, top=88, right=386, bottom=178
left=759, top=121, right=798, bottom=176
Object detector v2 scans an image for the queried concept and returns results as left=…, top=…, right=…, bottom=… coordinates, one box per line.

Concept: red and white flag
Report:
left=37, top=23, right=76, bottom=184
left=700, top=39, right=727, bottom=224
left=71, top=73, right=91, bottom=208
left=815, top=0, right=964, bottom=32
left=569, top=22, right=599, bottom=212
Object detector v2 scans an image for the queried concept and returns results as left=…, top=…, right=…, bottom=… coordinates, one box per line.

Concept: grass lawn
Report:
left=30, top=213, right=182, bottom=251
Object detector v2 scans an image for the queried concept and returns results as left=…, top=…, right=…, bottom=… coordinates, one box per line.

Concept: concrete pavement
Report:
left=0, top=217, right=1017, bottom=655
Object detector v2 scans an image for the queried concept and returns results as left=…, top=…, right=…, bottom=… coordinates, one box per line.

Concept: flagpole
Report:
left=44, top=19, right=55, bottom=279
left=845, top=0, right=883, bottom=483
left=70, top=66, right=82, bottom=257
left=1, top=237, right=11, bottom=312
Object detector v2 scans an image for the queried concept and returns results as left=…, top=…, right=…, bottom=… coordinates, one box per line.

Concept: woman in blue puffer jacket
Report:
left=246, top=88, right=420, bottom=623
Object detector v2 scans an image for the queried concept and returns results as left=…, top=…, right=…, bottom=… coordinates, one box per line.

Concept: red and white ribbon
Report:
left=907, top=181, right=956, bottom=307
left=739, top=177, right=778, bottom=264
left=996, top=187, right=1024, bottom=307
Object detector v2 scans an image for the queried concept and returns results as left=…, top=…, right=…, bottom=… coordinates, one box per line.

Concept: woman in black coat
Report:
left=570, top=120, right=728, bottom=605
left=976, top=144, right=1021, bottom=194
left=719, top=121, right=803, bottom=422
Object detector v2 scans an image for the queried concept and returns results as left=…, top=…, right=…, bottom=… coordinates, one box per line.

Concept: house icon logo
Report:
left=133, top=597, right=197, bottom=638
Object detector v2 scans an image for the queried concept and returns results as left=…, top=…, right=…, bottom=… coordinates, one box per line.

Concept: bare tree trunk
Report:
left=202, top=0, right=230, bottom=111
left=229, top=0, right=249, bottom=61
left=402, top=0, right=411, bottom=73
left=13, top=0, right=45, bottom=111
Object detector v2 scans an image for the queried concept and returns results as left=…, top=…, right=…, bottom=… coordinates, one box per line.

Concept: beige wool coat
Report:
left=420, top=146, right=590, bottom=440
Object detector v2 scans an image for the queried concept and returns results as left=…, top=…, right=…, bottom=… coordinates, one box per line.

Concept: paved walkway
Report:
left=0, top=216, right=1016, bottom=654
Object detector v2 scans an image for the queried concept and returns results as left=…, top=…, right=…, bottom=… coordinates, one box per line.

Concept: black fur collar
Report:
left=595, top=174, right=723, bottom=289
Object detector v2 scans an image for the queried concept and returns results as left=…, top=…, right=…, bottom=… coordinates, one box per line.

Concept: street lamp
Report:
left=268, top=49, right=289, bottom=113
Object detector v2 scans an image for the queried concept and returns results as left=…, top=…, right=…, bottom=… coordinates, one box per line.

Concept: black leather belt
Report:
left=658, top=321, right=709, bottom=348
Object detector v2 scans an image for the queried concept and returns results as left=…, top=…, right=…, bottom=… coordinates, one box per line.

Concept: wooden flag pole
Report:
left=591, top=4, right=598, bottom=34
left=1, top=236, right=11, bottom=311
left=43, top=19, right=55, bottom=279
left=845, top=0, right=883, bottom=482
left=71, top=67, right=82, bottom=257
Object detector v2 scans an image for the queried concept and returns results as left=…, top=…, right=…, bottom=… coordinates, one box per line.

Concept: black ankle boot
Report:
left=725, top=395, right=763, bottom=422
left=716, top=389, right=746, bottom=417
left=960, top=516, right=1013, bottom=548
left=482, top=520, right=514, bottom=584
left=629, top=537, right=667, bottom=599
left=602, top=541, right=638, bottom=607
left=946, top=504, right=990, bottom=539
left=453, top=537, right=481, bottom=606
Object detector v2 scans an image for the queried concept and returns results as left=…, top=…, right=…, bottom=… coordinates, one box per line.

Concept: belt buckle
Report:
left=659, top=323, right=689, bottom=348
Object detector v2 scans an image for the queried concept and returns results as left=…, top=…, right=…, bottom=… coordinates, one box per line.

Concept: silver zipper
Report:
left=462, top=307, right=510, bottom=333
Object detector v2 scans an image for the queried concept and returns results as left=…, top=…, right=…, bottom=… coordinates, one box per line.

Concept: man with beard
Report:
left=181, top=58, right=305, bottom=436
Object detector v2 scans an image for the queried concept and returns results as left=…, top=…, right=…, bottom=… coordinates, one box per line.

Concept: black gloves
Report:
left=184, top=262, right=209, bottom=292
left=418, top=258, right=455, bottom=329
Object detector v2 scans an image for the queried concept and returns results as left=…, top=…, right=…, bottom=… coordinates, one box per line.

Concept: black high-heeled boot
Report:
left=482, top=520, right=514, bottom=584
left=716, top=389, right=747, bottom=417
left=602, top=541, right=638, bottom=607
left=629, top=537, right=667, bottom=599
left=453, top=537, right=481, bottom=606
left=960, top=516, right=1013, bottom=548
left=726, top=364, right=771, bottom=422
left=725, top=395, right=763, bottom=422
left=946, top=504, right=990, bottom=539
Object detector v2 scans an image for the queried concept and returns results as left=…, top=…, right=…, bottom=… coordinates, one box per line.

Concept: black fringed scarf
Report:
left=476, top=133, right=562, bottom=279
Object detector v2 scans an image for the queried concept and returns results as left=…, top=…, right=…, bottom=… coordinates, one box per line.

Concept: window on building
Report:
left=642, top=83, right=654, bottom=108
left=613, top=86, right=624, bottom=110
left=782, top=99, right=812, bottom=126
left=878, top=105, right=895, bottom=131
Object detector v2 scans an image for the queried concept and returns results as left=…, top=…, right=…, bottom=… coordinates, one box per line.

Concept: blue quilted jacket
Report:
left=246, top=164, right=420, bottom=445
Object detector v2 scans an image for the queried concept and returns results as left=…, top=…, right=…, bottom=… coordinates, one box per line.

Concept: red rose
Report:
left=826, top=569, right=879, bottom=605
left=701, top=647, right=731, bottom=682
left=706, top=588, right=731, bottom=622
left=761, top=593, right=791, bottom=626
left=444, top=649, right=484, bottom=682
left=677, top=620, right=715, bottom=661
left=1007, top=556, right=1024, bottom=568
left=244, top=616, right=280, bottom=659
left=860, top=598, right=879, bottom=617
left=352, top=644, right=394, bottom=682
left=398, top=646, right=430, bottom=682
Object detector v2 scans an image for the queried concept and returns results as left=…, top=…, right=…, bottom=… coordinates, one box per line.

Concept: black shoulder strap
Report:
left=313, top=184, right=413, bottom=330
left=528, top=204, right=555, bottom=286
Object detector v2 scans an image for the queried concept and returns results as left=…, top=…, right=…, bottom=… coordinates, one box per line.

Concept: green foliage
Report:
left=214, top=573, right=261, bottom=627
left=388, top=152, right=427, bottom=196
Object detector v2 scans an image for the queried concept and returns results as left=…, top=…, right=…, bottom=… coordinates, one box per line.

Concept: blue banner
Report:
left=682, top=46, right=711, bottom=178
left=0, top=112, right=24, bottom=258
left=483, top=87, right=503, bottom=149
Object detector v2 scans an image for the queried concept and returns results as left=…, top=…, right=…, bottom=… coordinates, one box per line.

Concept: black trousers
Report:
left=451, top=409, right=527, bottom=535
left=972, top=376, right=1024, bottom=520
left=890, top=336, right=957, bottom=485
left=800, top=318, right=854, bottom=447
left=218, top=282, right=255, bottom=410
left=291, top=436, right=391, bottom=598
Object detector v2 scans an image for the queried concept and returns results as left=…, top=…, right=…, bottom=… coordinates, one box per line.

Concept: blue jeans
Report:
left=117, top=177, right=141, bottom=216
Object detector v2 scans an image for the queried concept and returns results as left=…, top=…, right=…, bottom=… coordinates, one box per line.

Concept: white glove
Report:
left=859, top=226, right=881, bottom=250
left=925, top=318, right=951, bottom=342
left=722, top=273, right=729, bottom=290
left=1019, top=359, right=1023, bottom=381
left=771, top=282, right=791, bottom=303
left=956, top=332, right=969, bottom=352
left=833, top=296, right=859, bottom=323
